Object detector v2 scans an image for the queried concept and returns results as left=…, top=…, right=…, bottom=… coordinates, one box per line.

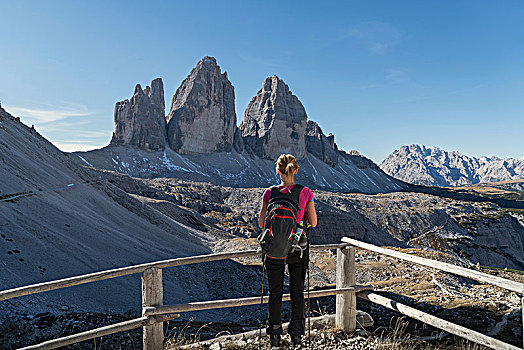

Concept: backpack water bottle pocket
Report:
left=258, top=228, right=269, bottom=246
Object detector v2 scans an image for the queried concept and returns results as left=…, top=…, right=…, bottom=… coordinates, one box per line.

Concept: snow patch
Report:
left=360, top=170, right=378, bottom=187
left=160, top=152, right=191, bottom=173
left=78, top=155, right=93, bottom=167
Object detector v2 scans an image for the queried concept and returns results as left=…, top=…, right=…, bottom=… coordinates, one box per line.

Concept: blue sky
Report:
left=1, top=1, right=523, bottom=163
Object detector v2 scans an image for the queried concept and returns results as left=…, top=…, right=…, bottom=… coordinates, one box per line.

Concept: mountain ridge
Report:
left=75, top=56, right=403, bottom=193
left=380, top=144, right=524, bottom=187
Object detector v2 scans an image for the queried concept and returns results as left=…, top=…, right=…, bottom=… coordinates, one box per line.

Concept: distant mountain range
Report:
left=380, top=144, right=524, bottom=187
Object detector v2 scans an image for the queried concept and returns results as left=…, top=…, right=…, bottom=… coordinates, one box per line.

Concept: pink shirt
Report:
left=262, top=185, right=314, bottom=223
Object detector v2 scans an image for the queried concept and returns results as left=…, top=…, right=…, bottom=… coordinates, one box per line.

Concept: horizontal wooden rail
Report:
left=357, top=291, right=520, bottom=350
left=0, top=243, right=350, bottom=302
left=17, top=314, right=179, bottom=350
left=342, top=237, right=524, bottom=294
left=144, top=286, right=373, bottom=316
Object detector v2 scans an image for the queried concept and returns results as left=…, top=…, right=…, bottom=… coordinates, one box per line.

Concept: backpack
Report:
left=258, top=184, right=304, bottom=259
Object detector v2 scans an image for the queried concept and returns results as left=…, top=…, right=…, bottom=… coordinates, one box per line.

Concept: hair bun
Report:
left=276, top=154, right=300, bottom=175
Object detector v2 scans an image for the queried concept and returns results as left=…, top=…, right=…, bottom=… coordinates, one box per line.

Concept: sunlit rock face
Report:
left=166, top=56, right=237, bottom=154
left=110, top=78, right=167, bottom=152
left=240, top=75, right=308, bottom=160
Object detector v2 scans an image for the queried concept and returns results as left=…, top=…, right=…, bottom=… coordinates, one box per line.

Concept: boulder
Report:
left=240, top=75, right=307, bottom=160
left=166, top=56, right=237, bottom=154
left=110, top=78, right=166, bottom=152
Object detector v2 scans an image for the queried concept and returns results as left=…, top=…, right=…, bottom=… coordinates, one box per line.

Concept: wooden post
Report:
left=336, top=246, right=356, bottom=332
left=142, top=268, right=163, bottom=350
left=521, top=297, right=523, bottom=350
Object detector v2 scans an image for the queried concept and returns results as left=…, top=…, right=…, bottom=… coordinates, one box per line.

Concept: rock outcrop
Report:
left=380, top=144, right=524, bottom=186
left=166, top=56, right=237, bottom=154
left=93, top=57, right=403, bottom=192
left=110, top=78, right=166, bottom=152
left=305, top=120, right=338, bottom=166
left=240, top=75, right=307, bottom=160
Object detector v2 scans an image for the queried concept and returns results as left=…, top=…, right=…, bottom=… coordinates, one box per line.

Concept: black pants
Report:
left=265, top=249, right=309, bottom=336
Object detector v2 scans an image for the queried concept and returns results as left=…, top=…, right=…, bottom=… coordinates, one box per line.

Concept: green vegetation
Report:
left=500, top=207, right=524, bottom=215
left=490, top=191, right=524, bottom=201
left=480, top=265, right=524, bottom=275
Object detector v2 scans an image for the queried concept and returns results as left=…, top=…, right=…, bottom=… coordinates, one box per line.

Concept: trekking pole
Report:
left=307, top=261, right=311, bottom=350
left=307, top=225, right=311, bottom=350
left=259, top=255, right=266, bottom=350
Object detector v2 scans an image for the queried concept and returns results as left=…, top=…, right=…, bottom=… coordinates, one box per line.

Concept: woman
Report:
left=258, top=154, right=317, bottom=347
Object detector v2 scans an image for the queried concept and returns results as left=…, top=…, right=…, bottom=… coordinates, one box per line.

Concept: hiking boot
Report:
left=291, top=334, right=302, bottom=346
left=270, top=334, right=281, bottom=347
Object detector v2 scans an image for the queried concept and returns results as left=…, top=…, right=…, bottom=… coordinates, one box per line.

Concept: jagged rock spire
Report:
left=240, top=75, right=308, bottom=160
left=110, top=78, right=167, bottom=152
left=166, top=56, right=238, bottom=154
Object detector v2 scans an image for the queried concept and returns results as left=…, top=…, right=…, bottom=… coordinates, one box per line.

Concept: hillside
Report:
left=0, top=106, right=247, bottom=319
left=74, top=145, right=402, bottom=193
left=380, top=144, right=524, bottom=186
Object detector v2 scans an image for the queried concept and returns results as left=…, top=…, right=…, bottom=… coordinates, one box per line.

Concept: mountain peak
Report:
left=381, top=144, right=524, bottom=186
left=166, top=56, right=237, bottom=154
left=111, top=78, right=167, bottom=152
left=240, top=76, right=307, bottom=159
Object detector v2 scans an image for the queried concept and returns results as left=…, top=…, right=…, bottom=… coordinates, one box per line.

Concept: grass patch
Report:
left=480, top=265, right=524, bottom=275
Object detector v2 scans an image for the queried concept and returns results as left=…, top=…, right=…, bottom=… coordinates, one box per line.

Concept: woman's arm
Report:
left=258, top=201, right=268, bottom=228
left=305, top=200, right=317, bottom=227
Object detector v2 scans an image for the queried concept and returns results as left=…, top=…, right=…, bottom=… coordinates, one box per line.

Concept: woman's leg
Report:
left=265, top=256, right=285, bottom=334
left=287, top=249, right=308, bottom=336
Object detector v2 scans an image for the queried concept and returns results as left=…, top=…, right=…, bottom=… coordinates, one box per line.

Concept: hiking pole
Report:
left=306, top=224, right=311, bottom=350
left=259, top=255, right=266, bottom=350
left=307, top=260, right=311, bottom=350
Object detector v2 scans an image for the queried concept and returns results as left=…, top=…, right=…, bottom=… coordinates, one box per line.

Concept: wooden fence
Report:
left=0, top=239, right=522, bottom=350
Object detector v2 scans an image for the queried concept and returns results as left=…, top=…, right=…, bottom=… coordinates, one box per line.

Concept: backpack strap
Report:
left=288, top=184, right=304, bottom=205
left=268, top=184, right=304, bottom=207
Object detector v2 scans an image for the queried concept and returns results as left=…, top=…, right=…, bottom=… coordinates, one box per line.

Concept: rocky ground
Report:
left=167, top=328, right=492, bottom=350
left=101, top=173, right=524, bottom=270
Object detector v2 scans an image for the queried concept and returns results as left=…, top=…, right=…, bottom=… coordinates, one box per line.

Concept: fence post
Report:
left=142, top=268, right=163, bottom=350
left=336, top=245, right=356, bottom=332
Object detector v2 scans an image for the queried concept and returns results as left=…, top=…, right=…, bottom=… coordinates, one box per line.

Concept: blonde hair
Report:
left=276, top=154, right=299, bottom=175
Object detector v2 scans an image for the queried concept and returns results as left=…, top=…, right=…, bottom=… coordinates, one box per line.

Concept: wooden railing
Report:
left=341, top=237, right=524, bottom=350
left=1, top=239, right=523, bottom=350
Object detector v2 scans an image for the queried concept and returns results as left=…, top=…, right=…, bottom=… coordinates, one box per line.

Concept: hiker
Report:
left=258, top=154, right=317, bottom=347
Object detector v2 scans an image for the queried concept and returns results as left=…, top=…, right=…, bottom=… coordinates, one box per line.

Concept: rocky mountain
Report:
left=240, top=75, right=308, bottom=160
left=110, top=78, right=167, bottom=151
left=75, top=57, right=403, bottom=194
left=167, top=56, right=239, bottom=154
left=380, top=144, right=524, bottom=186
